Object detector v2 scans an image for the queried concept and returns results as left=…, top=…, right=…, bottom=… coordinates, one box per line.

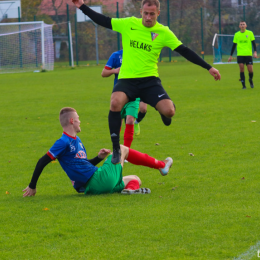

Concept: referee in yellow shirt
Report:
left=228, top=21, right=257, bottom=89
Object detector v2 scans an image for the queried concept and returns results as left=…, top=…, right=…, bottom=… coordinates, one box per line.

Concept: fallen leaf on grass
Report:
left=6, top=191, right=10, bottom=194
left=43, top=208, right=49, bottom=211
left=155, top=143, right=160, bottom=146
left=189, top=153, right=194, bottom=156
left=172, top=187, right=178, bottom=190
left=246, top=215, right=251, bottom=218
left=251, top=120, right=256, bottom=122
left=157, top=182, right=165, bottom=185
left=241, top=177, right=245, bottom=180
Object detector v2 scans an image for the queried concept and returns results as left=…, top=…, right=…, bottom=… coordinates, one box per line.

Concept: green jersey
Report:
left=233, top=29, right=255, bottom=56
left=111, top=17, right=182, bottom=79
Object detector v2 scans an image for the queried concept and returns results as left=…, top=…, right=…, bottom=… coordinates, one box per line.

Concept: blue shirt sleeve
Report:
left=105, top=53, right=116, bottom=69
left=48, top=139, right=68, bottom=159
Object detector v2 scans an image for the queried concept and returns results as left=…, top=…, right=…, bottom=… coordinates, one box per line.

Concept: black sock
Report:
left=108, top=111, right=121, bottom=149
left=249, top=72, right=253, bottom=81
left=240, top=72, right=245, bottom=87
left=136, top=111, right=146, bottom=123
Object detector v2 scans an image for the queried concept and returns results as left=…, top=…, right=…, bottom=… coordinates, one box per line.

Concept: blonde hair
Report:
left=59, top=107, right=77, bottom=127
left=141, top=0, right=160, bottom=9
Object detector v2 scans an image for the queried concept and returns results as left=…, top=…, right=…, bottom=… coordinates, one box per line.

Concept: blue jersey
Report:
left=47, top=132, right=98, bottom=192
left=104, top=49, right=123, bottom=87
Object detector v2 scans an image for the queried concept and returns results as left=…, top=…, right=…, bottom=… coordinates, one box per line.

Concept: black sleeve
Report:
left=29, top=154, right=52, bottom=189
left=88, top=156, right=103, bottom=166
left=230, top=43, right=237, bottom=56
left=252, top=40, right=257, bottom=52
left=79, top=4, right=112, bottom=29
left=174, top=44, right=212, bottom=70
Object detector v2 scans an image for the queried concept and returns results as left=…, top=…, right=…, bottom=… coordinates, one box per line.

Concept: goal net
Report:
left=0, top=21, right=54, bottom=73
left=212, top=33, right=260, bottom=64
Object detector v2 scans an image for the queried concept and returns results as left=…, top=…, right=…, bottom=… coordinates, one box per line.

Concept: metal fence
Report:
left=1, top=1, right=260, bottom=66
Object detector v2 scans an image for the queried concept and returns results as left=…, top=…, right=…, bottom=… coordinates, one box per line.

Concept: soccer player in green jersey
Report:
left=72, top=0, right=221, bottom=164
left=228, top=21, right=257, bottom=89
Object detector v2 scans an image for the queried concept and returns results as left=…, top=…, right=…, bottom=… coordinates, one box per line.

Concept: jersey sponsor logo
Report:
left=239, top=40, right=248, bottom=43
left=151, top=32, right=159, bottom=41
left=75, top=150, right=87, bottom=159
left=130, top=40, right=152, bottom=52
left=70, top=145, right=76, bottom=152
left=111, top=133, right=117, bottom=137
left=71, top=180, right=75, bottom=186
left=246, top=35, right=248, bottom=38
left=79, top=143, right=84, bottom=149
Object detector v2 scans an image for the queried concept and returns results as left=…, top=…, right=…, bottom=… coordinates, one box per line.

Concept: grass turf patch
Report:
left=0, top=63, right=260, bottom=259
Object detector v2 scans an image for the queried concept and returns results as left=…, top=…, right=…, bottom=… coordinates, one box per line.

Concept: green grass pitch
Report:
left=0, top=62, right=260, bottom=260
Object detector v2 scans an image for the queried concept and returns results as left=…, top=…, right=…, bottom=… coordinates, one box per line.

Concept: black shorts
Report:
left=237, top=56, right=253, bottom=65
left=113, top=77, right=171, bottom=108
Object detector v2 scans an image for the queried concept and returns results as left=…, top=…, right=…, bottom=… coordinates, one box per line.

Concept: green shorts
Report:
left=84, top=155, right=125, bottom=195
left=121, top=98, right=140, bottom=119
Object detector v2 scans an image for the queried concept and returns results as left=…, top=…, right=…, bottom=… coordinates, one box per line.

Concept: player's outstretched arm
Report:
left=72, top=0, right=112, bottom=29
left=175, top=45, right=221, bottom=81
left=23, top=154, right=52, bottom=197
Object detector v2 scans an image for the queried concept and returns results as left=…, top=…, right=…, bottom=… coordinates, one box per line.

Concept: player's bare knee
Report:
left=126, top=116, right=135, bottom=124
left=165, top=107, right=175, bottom=117
left=140, top=107, right=147, bottom=113
left=110, top=99, right=122, bottom=111
left=120, top=144, right=129, bottom=157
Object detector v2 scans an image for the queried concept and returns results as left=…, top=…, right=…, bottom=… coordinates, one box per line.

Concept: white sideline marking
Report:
left=233, top=241, right=260, bottom=260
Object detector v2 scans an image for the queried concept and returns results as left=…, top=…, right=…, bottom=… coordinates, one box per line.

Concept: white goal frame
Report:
left=0, top=21, right=54, bottom=72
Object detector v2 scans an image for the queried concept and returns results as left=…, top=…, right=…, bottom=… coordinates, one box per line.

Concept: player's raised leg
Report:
left=120, top=144, right=173, bottom=176
left=156, top=99, right=175, bottom=126
left=109, top=92, right=128, bottom=164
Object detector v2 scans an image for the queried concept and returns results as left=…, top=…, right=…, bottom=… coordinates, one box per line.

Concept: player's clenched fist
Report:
left=72, top=0, right=84, bottom=8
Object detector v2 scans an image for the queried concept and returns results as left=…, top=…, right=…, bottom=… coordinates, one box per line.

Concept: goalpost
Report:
left=0, top=21, right=54, bottom=73
left=212, top=33, right=260, bottom=64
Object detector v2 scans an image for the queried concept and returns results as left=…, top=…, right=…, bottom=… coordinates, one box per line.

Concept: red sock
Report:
left=125, top=179, right=140, bottom=190
left=127, top=149, right=165, bottom=169
left=124, top=124, right=134, bottom=148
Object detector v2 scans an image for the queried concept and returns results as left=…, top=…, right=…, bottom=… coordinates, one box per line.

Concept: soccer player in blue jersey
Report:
left=102, top=49, right=147, bottom=147
left=23, top=107, right=173, bottom=196
left=72, top=0, right=221, bottom=164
